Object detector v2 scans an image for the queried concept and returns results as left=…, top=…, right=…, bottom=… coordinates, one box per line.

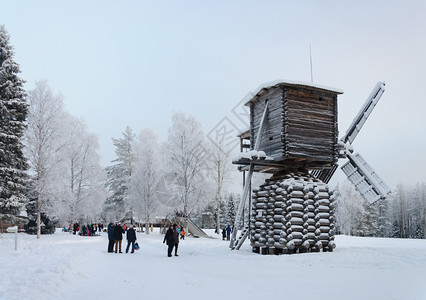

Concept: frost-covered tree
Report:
left=334, top=181, right=366, bottom=236
left=167, top=112, right=210, bottom=227
left=0, top=25, right=28, bottom=228
left=208, top=140, right=233, bottom=233
left=411, top=183, right=426, bottom=239
left=360, top=202, right=379, bottom=237
left=333, top=181, right=426, bottom=239
left=24, top=80, right=65, bottom=238
left=130, top=128, right=163, bottom=233
left=376, top=198, right=391, bottom=237
left=389, top=183, right=426, bottom=239
left=390, top=184, right=411, bottom=238
left=55, top=115, right=107, bottom=223
left=104, top=126, right=135, bottom=221
left=24, top=178, right=57, bottom=234
left=225, top=193, right=236, bottom=227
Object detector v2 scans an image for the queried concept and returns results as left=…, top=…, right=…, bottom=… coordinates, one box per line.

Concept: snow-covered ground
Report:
left=1, top=229, right=425, bottom=300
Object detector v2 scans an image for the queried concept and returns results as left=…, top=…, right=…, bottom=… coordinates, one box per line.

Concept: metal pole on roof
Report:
left=310, top=43, right=314, bottom=83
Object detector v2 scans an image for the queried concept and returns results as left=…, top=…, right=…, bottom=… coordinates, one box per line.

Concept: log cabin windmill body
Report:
left=231, top=80, right=391, bottom=254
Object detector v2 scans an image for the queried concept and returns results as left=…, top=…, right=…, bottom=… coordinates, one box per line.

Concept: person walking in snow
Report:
left=222, top=226, right=226, bottom=240
left=226, top=225, right=232, bottom=241
left=173, top=224, right=179, bottom=256
left=107, top=223, right=115, bottom=253
left=180, top=227, right=185, bottom=240
left=163, top=224, right=175, bottom=257
left=114, top=222, right=125, bottom=253
left=126, top=225, right=137, bottom=253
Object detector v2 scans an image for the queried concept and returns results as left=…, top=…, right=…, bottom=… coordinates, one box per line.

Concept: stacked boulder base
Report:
left=250, top=172, right=336, bottom=254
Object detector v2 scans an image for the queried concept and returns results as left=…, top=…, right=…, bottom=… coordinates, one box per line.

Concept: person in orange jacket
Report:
left=180, top=227, right=185, bottom=240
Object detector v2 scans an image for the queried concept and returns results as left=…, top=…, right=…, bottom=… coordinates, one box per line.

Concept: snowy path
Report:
left=1, top=230, right=426, bottom=300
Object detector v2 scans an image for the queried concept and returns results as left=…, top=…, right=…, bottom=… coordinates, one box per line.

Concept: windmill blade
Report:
left=342, top=82, right=386, bottom=144
left=341, top=152, right=391, bottom=204
left=311, top=164, right=338, bottom=184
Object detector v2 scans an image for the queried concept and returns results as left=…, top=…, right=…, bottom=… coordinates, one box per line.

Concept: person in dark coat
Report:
left=114, top=223, right=125, bottom=253
left=226, top=225, right=232, bottom=241
left=173, top=225, right=179, bottom=256
left=126, top=225, right=137, bottom=253
left=107, top=223, right=115, bottom=253
left=163, top=224, right=175, bottom=257
left=222, top=226, right=226, bottom=240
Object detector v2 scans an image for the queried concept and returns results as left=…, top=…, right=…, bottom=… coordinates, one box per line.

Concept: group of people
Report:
left=105, top=222, right=186, bottom=257
left=222, top=225, right=232, bottom=241
left=71, top=223, right=104, bottom=236
left=163, top=224, right=183, bottom=257
left=107, top=222, right=137, bottom=254
left=71, top=220, right=231, bottom=257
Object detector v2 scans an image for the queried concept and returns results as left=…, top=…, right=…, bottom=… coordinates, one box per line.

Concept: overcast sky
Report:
left=2, top=0, right=426, bottom=190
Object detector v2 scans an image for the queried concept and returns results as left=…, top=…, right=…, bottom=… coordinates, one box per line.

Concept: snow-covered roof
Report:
left=236, top=127, right=250, bottom=137
left=245, top=79, right=344, bottom=106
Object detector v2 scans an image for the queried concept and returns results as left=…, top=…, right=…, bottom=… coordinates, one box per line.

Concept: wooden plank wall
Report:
left=250, top=85, right=338, bottom=165
left=250, top=88, right=284, bottom=158
left=285, top=88, right=337, bottom=162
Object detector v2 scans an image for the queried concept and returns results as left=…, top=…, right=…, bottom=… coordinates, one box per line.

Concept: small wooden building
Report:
left=234, top=80, right=343, bottom=172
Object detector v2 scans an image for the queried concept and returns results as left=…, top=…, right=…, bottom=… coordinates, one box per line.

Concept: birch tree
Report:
left=24, top=80, right=65, bottom=238
left=209, top=140, right=233, bottom=233
left=167, top=112, right=210, bottom=227
left=55, top=115, right=107, bottom=223
left=130, top=128, right=163, bottom=233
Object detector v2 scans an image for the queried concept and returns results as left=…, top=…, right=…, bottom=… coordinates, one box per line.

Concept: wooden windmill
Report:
left=231, top=80, right=390, bottom=253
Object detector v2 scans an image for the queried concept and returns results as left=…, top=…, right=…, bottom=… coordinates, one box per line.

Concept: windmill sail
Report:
left=341, top=153, right=391, bottom=204
left=342, top=82, right=386, bottom=144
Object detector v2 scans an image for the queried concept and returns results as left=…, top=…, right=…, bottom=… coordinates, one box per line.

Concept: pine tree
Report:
left=0, top=25, right=28, bottom=227
left=361, top=202, right=379, bottom=237
left=376, top=198, right=391, bottom=237
left=103, top=126, right=135, bottom=221
left=226, top=193, right=236, bottom=226
left=24, top=178, right=57, bottom=234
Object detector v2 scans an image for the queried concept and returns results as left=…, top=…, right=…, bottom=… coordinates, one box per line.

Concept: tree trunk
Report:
left=216, top=197, right=221, bottom=234
left=215, top=162, right=222, bottom=234
left=145, top=211, right=150, bottom=235
left=183, top=196, right=188, bottom=230
left=37, top=196, right=41, bottom=239
left=424, top=207, right=426, bottom=239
